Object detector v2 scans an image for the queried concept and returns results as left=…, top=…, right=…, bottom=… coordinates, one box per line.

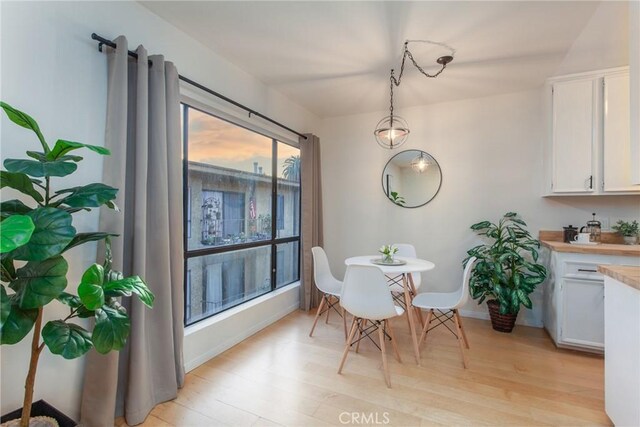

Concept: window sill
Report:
left=184, top=281, right=300, bottom=337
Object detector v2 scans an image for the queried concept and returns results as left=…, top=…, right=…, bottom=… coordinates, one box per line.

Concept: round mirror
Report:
left=381, top=150, right=442, bottom=208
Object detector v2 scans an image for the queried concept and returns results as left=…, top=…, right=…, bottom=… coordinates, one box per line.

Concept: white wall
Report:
left=0, top=1, right=317, bottom=420
left=318, top=89, right=640, bottom=328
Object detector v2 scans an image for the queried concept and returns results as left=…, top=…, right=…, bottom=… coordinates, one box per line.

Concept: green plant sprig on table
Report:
left=612, top=220, right=639, bottom=237
left=0, top=102, right=154, bottom=427
left=464, top=212, right=547, bottom=315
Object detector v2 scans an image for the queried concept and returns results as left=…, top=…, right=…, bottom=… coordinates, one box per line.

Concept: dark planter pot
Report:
left=1, top=400, right=76, bottom=427
left=486, top=300, right=518, bottom=333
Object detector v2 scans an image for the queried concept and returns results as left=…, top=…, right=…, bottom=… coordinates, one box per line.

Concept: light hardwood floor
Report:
left=117, top=310, right=609, bottom=426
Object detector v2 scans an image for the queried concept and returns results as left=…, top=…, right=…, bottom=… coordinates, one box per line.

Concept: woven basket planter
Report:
left=486, top=300, right=518, bottom=333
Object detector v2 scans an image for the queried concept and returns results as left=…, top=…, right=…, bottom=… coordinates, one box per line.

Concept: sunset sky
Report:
left=186, top=107, right=299, bottom=178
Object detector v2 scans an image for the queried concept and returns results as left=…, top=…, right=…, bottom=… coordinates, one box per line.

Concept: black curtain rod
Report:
left=90, top=33, right=308, bottom=140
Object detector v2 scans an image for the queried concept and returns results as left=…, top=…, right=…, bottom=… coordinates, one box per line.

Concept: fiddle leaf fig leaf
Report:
left=78, top=264, right=105, bottom=310
left=47, top=139, right=110, bottom=161
left=0, top=171, right=44, bottom=203
left=0, top=200, right=32, bottom=219
left=56, top=183, right=118, bottom=208
left=4, top=158, right=77, bottom=178
left=42, top=320, right=93, bottom=359
left=63, top=232, right=117, bottom=253
left=11, top=208, right=76, bottom=261
left=0, top=215, right=35, bottom=253
left=103, top=276, right=154, bottom=308
left=56, top=291, right=81, bottom=308
left=0, top=296, right=38, bottom=344
left=0, top=286, right=10, bottom=328
left=0, top=102, right=49, bottom=153
left=10, top=256, right=68, bottom=309
left=92, top=306, right=130, bottom=354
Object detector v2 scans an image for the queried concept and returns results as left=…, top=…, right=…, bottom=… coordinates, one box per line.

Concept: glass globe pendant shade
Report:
left=411, top=151, right=432, bottom=173
left=374, top=115, right=409, bottom=149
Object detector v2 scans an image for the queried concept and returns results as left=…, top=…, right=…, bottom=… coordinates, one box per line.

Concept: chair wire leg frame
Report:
left=309, top=293, right=348, bottom=339
left=338, top=317, right=402, bottom=387
left=418, top=308, right=469, bottom=368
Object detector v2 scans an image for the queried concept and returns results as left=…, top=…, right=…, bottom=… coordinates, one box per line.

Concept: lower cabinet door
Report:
left=560, top=278, right=605, bottom=349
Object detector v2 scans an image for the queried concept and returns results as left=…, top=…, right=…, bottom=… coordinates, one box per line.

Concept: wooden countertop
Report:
left=541, top=240, right=640, bottom=257
left=598, top=265, right=640, bottom=290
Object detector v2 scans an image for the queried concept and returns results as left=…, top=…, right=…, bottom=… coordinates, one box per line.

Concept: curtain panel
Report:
left=300, top=133, right=323, bottom=311
left=79, top=36, right=185, bottom=427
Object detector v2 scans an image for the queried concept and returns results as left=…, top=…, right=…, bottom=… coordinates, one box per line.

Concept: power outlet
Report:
left=600, top=216, right=610, bottom=231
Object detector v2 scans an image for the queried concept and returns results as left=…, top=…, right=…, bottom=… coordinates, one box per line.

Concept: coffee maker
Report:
left=580, top=213, right=602, bottom=243
left=563, top=225, right=579, bottom=243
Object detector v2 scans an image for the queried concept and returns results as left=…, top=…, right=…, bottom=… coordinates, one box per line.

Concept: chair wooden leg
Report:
left=453, top=309, right=468, bottom=369
left=418, top=309, right=433, bottom=347
left=342, top=307, right=348, bottom=340
left=325, top=296, right=332, bottom=324
left=455, top=310, right=470, bottom=349
left=386, top=319, right=402, bottom=363
left=309, top=295, right=327, bottom=337
left=378, top=321, right=391, bottom=388
left=338, top=317, right=359, bottom=374
left=355, top=319, right=366, bottom=353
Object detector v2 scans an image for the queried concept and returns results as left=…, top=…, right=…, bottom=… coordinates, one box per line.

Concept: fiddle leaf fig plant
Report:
left=0, top=102, right=154, bottom=427
left=464, top=212, right=547, bottom=315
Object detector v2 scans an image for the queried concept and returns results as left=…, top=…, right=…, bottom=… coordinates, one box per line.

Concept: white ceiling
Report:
left=141, top=1, right=629, bottom=118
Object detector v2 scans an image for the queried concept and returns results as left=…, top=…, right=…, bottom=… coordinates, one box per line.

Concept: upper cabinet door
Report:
left=552, top=79, right=595, bottom=193
left=603, top=72, right=640, bottom=192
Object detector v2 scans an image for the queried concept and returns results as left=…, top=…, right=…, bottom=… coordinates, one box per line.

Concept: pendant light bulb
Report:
left=411, top=151, right=432, bottom=173
left=374, top=115, right=410, bottom=149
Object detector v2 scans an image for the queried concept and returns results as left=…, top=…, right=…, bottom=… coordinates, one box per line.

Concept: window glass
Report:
left=276, top=142, right=300, bottom=239
left=187, top=108, right=272, bottom=250
left=183, top=105, right=301, bottom=326
left=186, top=246, right=271, bottom=321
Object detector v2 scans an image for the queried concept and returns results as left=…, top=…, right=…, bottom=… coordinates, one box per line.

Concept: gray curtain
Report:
left=79, top=36, right=185, bottom=426
left=299, top=134, right=323, bottom=310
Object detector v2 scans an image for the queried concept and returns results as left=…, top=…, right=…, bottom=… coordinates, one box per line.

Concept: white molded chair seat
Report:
left=412, top=257, right=477, bottom=369
left=309, top=247, right=347, bottom=339
left=338, top=264, right=404, bottom=388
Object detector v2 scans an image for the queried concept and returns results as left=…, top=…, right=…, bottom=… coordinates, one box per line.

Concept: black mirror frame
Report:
left=381, top=149, right=443, bottom=209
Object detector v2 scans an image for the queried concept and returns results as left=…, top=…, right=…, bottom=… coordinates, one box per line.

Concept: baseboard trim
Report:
left=184, top=302, right=300, bottom=372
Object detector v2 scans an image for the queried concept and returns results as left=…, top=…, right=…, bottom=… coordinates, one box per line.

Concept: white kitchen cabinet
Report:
left=603, top=72, right=637, bottom=192
left=561, top=277, right=604, bottom=349
left=551, top=79, right=595, bottom=193
left=543, top=250, right=640, bottom=353
left=544, top=67, right=640, bottom=196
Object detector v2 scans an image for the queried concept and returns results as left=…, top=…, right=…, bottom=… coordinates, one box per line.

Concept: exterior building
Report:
left=186, top=160, right=300, bottom=323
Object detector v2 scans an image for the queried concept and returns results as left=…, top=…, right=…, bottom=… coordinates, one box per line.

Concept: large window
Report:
left=182, top=104, right=301, bottom=325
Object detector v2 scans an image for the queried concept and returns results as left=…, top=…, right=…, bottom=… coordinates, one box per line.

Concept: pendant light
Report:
left=410, top=151, right=432, bottom=173
left=374, top=40, right=455, bottom=149
left=374, top=70, right=410, bottom=149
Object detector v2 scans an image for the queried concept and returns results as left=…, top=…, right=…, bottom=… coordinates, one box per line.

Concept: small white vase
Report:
left=623, top=235, right=638, bottom=245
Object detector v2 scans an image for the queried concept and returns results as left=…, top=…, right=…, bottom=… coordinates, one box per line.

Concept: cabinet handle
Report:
left=578, top=268, right=598, bottom=273
left=588, top=175, right=593, bottom=190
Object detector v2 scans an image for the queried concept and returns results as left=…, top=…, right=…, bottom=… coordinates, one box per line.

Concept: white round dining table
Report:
left=344, top=256, right=435, bottom=365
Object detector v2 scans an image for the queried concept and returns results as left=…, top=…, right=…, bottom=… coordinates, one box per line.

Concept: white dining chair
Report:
left=338, top=264, right=403, bottom=388
left=388, top=243, right=423, bottom=325
left=309, top=246, right=347, bottom=339
left=412, top=257, right=477, bottom=368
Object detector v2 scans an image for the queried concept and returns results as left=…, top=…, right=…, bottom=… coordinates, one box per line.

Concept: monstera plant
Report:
left=0, top=102, right=154, bottom=427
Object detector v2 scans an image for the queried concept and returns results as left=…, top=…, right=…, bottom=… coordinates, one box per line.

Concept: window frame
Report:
left=182, top=102, right=301, bottom=326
